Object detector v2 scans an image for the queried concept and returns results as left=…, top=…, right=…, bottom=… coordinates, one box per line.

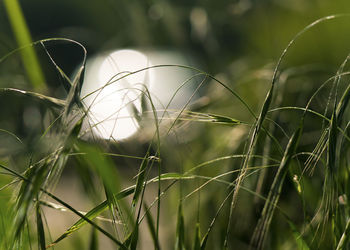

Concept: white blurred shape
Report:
left=81, top=49, right=198, bottom=141
left=81, top=49, right=152, bottom=140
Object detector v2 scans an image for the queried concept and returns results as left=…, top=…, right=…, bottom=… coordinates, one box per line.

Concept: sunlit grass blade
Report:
left=0, top=88, right=65, bottom=108
left=173, top=110, right=242, bottom=126
left=48, top=186, right=134, bottom=246
left=51, top=201, right=108, bottom=245
left=3, top=0, right=46, bottom=90
left=336, top=218, right=350, bottom=250
left=250, top=126, right=302, bottom=249
left=49, top=173, right=193, bottom=246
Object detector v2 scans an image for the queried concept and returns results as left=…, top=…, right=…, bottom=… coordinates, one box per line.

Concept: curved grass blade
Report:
left=40, top=41, right=72, bottom=93
left=0, top=128, right=23, bottom=145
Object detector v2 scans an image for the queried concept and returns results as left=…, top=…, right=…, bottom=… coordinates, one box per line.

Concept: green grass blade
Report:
left=49, top=186, right=134, bottom=246
left=328, top=105, right=338, bottom=175
left=130, top=227, right=139, bottom=250
left=89, top=228, right=99, bottom=250
left=0, top=128, right=23, bottom=145
left=0, top=88, right=65, bottom=108
left=201, top=188, right=235, bottom=250
left=49, top=171, right=202, bottom=247
left=3, top=0, right=45, bottom=90
left=335, top=54, right=350, bottom=124
left=336, top=218, right=350, bottom=250
left=175, top=201, right=185, bottom=250
left=40, top=41, right=73, bottom=93
left=250, top=126, right=302, bottom=249
left=65, top=65, right=85, bottom=113
left=15, top=163, right=47, bottom=240
left=51, top=201, right=108, bottom=245
left=0, top=164, right=126, bottom=249
left=36, top=202, right=46, bottom=250
left=193, top=223, right=201, bottom=250
left=144, top=203, right=160, bottom=250
left=77, top=142, right=120, bottom=195
left=124, top=226, right=139, bottom=250
left=285, top=216, right=310, bottom=250
left=132, top=153, right=150, bottom=208
left=176, top=110, right=242, bottom=126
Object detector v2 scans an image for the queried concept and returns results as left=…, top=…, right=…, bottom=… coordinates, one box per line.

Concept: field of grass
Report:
left=1, top=1, right=350, bottom=250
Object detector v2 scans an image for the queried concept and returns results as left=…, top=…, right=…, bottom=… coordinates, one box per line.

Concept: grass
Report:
left=1, top=4, right=350, bottom=250
left=3, top=0, right=45, bottom=91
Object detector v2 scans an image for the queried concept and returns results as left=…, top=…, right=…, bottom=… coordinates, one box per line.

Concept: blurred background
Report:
left=1, top=0, right=350, bottom=249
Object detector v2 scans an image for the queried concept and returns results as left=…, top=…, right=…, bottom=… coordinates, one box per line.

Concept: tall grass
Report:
left=1, top=9, right=350, bottom=250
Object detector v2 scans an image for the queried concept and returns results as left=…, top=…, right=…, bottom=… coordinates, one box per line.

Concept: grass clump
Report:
left=1, top=10, right=350, bottom=250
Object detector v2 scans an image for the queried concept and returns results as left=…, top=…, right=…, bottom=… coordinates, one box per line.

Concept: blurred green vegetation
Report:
left=1, top=0, right=350, bottom=249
